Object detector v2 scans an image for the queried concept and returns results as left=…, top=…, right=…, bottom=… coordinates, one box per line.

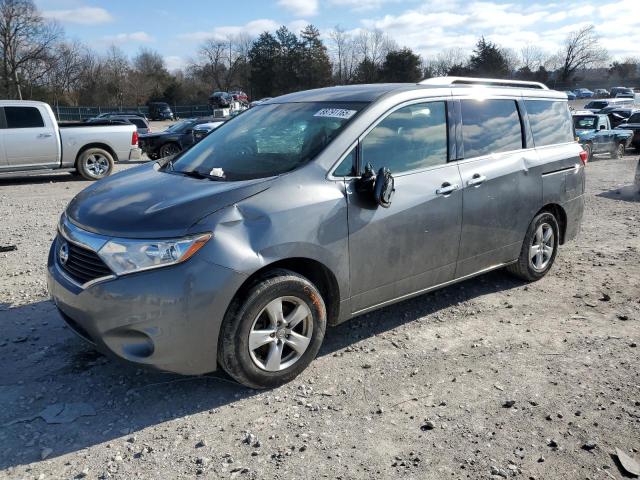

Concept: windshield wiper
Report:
left=174, top=169, right=225, bottom=181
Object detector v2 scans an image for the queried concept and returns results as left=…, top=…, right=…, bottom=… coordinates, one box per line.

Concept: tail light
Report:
left=579, top=150, right=588, bottom=165
left=132, top=131, right=139, bottom=146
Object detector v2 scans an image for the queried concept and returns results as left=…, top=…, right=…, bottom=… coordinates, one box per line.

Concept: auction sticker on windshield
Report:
left=314, top=108, right=357, bottom=119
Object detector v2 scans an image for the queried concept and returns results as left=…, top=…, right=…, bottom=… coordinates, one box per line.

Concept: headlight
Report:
left=98, top=233, right=212, bottom=275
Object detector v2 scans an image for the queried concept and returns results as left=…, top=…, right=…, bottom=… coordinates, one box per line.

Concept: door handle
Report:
left=37, top=133, right=53, bottom=138
left=467, top=174, right=487, bottom=186
left=436, top=183, right=459, bottom=195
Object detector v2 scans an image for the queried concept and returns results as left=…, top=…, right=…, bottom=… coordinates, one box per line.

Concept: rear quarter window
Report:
left=4, top=106, right=45, bottom=128
left=525, top=100, right=575, bottom=147
left=461, top=99, right=523, bottom=158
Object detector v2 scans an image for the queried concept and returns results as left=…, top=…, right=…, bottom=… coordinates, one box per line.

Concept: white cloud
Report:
left=288, top=19, right=310, bottom=34
left=328, top=0, right=398, bottom=11
left=164, top=56, right=186, bottom=71
left=277, top=0, right=318, bottom=16
left=102, top=32, right=154, bottom=44
left=42, top=6, right=112, bottom=25
left=178, top=19, right=280, bottom=41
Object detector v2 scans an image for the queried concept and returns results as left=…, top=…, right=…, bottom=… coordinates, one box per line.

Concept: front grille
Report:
left=59, top=239, right=113, bottom=285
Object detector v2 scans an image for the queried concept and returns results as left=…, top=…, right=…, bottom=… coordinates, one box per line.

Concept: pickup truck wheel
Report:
left=612, top=142, right=625, bottom=159
left=76, top=148, right=114, bottom=181
left=218, top=269, right=327, bottom=389
left=506, top=212, right=559, bottom=282
left=583, top=143, right=593, bottom=162
left=159, top=143, right=181, bottom=158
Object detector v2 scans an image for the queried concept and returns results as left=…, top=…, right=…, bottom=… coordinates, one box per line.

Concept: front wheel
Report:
left=506, top=212, right=559, bottom=281
left=76, top=148, right=114, bottom=180
left=218, top=269, right=327, bottom=389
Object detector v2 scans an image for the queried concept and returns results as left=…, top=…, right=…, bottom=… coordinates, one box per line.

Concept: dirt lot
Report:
left=0, top=154, right=639, bottom=480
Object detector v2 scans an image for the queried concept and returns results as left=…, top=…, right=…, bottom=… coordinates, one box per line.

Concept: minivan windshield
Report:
left=168, top=102, right=366, bottom=181
left=574, top=116, right=597, bottom=129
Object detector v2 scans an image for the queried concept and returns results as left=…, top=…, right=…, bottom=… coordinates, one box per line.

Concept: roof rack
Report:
left=419, top=76, right=549, bottom=90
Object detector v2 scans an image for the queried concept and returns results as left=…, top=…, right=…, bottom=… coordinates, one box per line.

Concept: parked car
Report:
left=48, top=77, right=585, bottom=388
left=138, top=117, right=213, bottom=159
left=192, top=120, right=226, bottom=143
left=615, top=111, right=640, bottom=151
left=0, top=100, right=140, bottom=180
left=572, top=110, right=632, bottom=159
left=583, top=97, right=634, bottom=113
left=88, top=115, right=151, bottom=134
left=230, top=90, right=249, bottom=104
left=573, top=88, right=594, bottom=99
left=610, top=86, right=633, bottom=98
left=564, top=91, right=577, bottom=100
left=249, top=97, right=273, bottom=108
left=209, top=92, right=233, bottom=109
left=93, top=111, right=147, bottom=120
left=604, top=107, right=640, bottom=128
left=594, top=88, right=609, bottom=98
left=148, top=102, right=174, bottom=121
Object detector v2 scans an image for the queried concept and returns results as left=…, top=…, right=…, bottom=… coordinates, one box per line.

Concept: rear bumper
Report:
left=128, top=147, right=143, bottom=160
left=47, top=240, right=247, bottom=375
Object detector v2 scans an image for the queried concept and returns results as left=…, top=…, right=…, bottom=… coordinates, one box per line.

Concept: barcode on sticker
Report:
left=314, top=108, right=357, bottom=119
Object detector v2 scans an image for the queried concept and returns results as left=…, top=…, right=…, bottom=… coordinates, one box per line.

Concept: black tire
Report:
left=583, top=143, right=593, bottom=162
left=611, top=142, right=624, bottom=159
left=75, top=148, right=114, bottom=181
left=218, top=269, right=327, bottom=389
left=506, top=212, right=559, bottom=282
left=159, top=142, right=181, bottom=158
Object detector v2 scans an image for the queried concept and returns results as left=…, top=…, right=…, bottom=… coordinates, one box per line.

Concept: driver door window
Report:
left=361, top=102, right=448, bottom=174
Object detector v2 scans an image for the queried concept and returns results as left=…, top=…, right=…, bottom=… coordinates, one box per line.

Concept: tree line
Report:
left=1, top=0, right=637, bottom=108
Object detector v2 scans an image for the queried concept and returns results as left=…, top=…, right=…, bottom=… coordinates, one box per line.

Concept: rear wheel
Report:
left=76, top=148, right=114, bottom=180
left=506, top=212, right=559, bottom=281
left=218, top=269, right=327, bottom=389
left=612, top=142, right=625, bottom=159
left=159, top=142, right=181, bottom=158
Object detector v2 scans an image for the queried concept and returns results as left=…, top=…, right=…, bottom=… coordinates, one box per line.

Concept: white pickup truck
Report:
left=0, top=100, right=142, bottom=180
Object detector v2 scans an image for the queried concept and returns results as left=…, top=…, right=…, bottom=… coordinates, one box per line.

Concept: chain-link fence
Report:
left=53, top=104, right=218, bottom=122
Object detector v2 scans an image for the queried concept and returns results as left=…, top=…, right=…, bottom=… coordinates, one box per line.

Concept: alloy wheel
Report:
left=85, top=154, right=109, bottom=178
left=529, top=223, right=554, bottom=271
left=248, top=296, right=313, bottom=372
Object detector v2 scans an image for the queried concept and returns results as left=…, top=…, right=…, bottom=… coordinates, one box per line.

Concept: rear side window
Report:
left=361, top=101, right=448, bottom=174
left=525, top=100, right=575, bottom=147
left=629, top=113, right=640, bottom=123
left=4, top=106, right=45, bottom=128
left=461, top=99, right=523, bottom=158
left=129, top=119, right=146, bottom=128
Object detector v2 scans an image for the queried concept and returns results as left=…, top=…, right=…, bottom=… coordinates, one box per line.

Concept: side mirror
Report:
left=355, top=163, right=395, bottom=208
left=599, top=124, right=606, bottom=130
left=374, top=167, right=395, bottom=208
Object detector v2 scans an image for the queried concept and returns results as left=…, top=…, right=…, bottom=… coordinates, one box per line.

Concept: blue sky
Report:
left=35, top=0, right=639, bottom=70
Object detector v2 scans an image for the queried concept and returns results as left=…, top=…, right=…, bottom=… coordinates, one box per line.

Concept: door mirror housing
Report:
left=355, top=163, right=395, bottom=208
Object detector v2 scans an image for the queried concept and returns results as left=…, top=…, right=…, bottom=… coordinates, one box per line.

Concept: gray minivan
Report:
left=47, top=77, right=586, bottom=388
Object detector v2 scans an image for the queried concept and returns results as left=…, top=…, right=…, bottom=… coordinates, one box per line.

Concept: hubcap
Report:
left=85, top=154, right=109, bottom=178
left=248, top=296, right=313, bottom=372
left=529, top=223, right=554, bottom=271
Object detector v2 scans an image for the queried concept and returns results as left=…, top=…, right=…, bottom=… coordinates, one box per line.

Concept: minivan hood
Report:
left=66, top=163, right=273, bottom=238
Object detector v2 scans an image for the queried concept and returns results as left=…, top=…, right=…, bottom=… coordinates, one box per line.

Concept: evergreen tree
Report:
left=467, top=37, right=510, bottom=78
left=299, top=25, right=332, bottom=90
left=248, top=32, right=279, bottom=98
left=380, top=48, right=422, bottom=82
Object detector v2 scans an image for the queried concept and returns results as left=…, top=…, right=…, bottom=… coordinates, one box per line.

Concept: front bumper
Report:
left=47, top=238, right=247, bottom=375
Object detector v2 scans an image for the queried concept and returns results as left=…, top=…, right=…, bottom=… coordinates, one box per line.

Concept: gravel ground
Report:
left=0, top=154, right=639, bottom=480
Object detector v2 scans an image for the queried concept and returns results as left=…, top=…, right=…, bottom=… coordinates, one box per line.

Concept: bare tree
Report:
left=520, top=44, right=547, bottom=71
left=194, top=34, right=251, bottom=92
left=557, top=25, right=608, bottom=83
left=500, top=47, right=521, bottom=73
left=424, top=48, right=468, bottom=77
left=0, top=0, right=60, bottom=99
left=354, top=29, right=396, bottom=67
